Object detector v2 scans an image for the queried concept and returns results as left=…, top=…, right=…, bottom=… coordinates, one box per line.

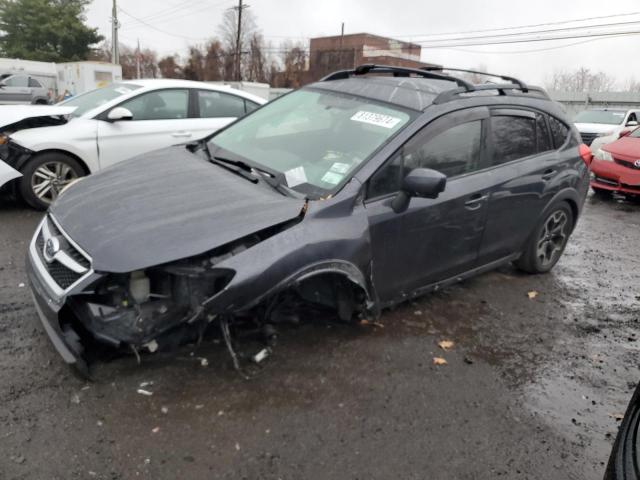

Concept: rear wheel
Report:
left=515, top=203, right=574, bottom=274
left=19, top=152, right=84, bottom=210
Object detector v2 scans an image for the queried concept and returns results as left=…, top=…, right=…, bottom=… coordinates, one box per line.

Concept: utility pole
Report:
left=111, top=0, right=119, bottom=64
left=339, top=22, right=344, bottom=69
left=232, top=0, right=249, bottom=81
left=136, top=39, right=141, bottom=79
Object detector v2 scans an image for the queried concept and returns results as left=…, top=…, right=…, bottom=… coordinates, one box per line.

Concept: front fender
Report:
left=203, top=192, right=376, bottom=315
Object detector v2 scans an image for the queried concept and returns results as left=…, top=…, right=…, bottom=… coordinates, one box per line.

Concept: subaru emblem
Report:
left=634, top=159, right=640, bottom=168
left=44, top=237, right=60, bottom=262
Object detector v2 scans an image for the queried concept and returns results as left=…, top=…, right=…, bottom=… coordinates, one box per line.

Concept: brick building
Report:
left=309, top=33, right=439, bottom=81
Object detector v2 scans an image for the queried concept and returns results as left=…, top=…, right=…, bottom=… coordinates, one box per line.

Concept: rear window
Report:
left=548, top=116, right=569, bottom=148
left=490, top=116, right=537, bottom=165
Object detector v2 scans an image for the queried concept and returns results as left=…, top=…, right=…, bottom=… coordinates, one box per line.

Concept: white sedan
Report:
left=0, top=79, right=266, bottom=209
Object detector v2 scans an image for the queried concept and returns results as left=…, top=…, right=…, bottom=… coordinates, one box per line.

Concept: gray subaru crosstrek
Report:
left=26, top=65, right=592, bottom=375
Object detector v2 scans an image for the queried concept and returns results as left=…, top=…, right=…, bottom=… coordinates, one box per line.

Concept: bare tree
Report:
left=245, top=33, right=267, bottom=82
left=545, top=67, right=617, bottom=92
left=158, top=55, right=184, bottom=79
left=625, top=77, right=640, bottom=93
left=275, top=41, right=307, bottom=88
left=183, top=46, right=206, bottom=81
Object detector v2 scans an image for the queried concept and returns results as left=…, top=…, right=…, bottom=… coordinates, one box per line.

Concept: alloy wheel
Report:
left=30, top=161, right=78, bottom=204
left=536, top=210, right=569, bottom=268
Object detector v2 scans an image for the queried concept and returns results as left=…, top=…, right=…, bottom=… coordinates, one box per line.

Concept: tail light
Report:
left=578, top=144, right=592, bottom=168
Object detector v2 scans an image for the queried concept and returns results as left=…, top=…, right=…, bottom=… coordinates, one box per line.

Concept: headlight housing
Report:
left=594, top=149, right=613, bottom=161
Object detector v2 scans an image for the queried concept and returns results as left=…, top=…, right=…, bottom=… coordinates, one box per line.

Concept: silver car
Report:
left=0, top=74, right=50, bottom=105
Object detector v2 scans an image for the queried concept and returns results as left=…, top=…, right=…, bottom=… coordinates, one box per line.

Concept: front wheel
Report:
left=19, top=153, right=84, bottom=210
left=515, top=203, right=574, bottom=274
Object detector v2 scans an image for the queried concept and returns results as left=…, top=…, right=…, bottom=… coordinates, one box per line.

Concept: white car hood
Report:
left=0, top=160, right=21, bottom=187
left=574, top=122, right=621, bottom=134
left=0, top=105, right=77, bottom=130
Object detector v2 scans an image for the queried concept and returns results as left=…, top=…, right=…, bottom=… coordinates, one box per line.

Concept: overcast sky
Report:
left=85, top=0, right=640, bottom=88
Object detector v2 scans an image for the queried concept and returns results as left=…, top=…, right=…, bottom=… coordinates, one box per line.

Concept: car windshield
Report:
left=208, top=88, right=413, bottom=197
left=630, top=127, right=640, bottom=138
left=58, top=83, right=142, bottom=117
left=574, top=110, right=626, bottom=125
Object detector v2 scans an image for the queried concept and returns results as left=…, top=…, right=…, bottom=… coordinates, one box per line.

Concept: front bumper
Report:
left=590, top=159, right=640, bottom=195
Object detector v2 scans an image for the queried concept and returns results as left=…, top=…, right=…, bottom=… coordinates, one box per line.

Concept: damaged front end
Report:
left=28, top=209, right=371, bottom=375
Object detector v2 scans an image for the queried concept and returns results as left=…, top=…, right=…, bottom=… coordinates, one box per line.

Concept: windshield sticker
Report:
left=114, top=87, right=133, bottom=95
left=351, top=111, right=402, bottom=129
left=329, top=162, right=350, bottom=174
left=612, top=112, right=625, bottom=117
left=321, top=171, right=343, bottom=185
left=284, top=166, right=307, bottom=187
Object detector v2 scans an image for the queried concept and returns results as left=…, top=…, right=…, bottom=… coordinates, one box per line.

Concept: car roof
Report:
left=122, top=78, right=266, bottom=104
left=310, top=75, right=551, bottom=112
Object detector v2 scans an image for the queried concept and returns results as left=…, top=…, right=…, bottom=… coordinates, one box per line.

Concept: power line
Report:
left=408, top=19, right=640, bottom=44
left=388, top=11, right=640, bottom=39
left=117, top=6, right=211, bottom=41
left=119, top=0, right=234, bottom=29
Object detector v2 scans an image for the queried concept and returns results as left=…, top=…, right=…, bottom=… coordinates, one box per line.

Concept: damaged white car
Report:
left=0, top=79, right=265, bottom=209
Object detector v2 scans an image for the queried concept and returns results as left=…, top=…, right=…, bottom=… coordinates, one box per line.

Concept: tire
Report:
left=592, top=187, right=613, bottom=198
left=19, top=152, right=85, bottom=210
left=515, top=202, right=574, bottom=274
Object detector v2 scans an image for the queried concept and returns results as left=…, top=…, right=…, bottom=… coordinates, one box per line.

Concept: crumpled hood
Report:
left=603, top=135, right=640, bottom=160
left=50, top=146, right=305, bottom=273
left=0, top=105, right=76, bottom=131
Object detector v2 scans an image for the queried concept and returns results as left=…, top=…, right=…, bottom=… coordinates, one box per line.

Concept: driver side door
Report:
left=365, top=107, right=493, bottom=303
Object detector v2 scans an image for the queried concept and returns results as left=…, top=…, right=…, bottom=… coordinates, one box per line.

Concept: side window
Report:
left=4, top=75, right=28, bottom=87
left=28, top=77, right=42, bottom=88
left=490, top=115, right=536, bottom=165
left=198, top=90, right=246, bottom=118
left=405, top=120, right=483, bottom=177
left=627, top=112, right=638, bottom=124
left=536, top=113, right=551, bottom=153
left=120, top=89, right=189, bottom=121
left=548, top=116, right=569, bottom=149
left=367, top=120, right=483, bottom=199
left=245, top=99, right=260, bottom=113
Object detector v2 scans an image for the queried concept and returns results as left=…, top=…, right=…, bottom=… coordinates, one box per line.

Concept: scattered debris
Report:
left=438, top=340, right=455, bottom=351
left=527, top=291, right=539, bottom=300
left=152, top=427, right=160, bottom=433
left=200, top=358, right=209, bottom=367
left=195, top=404, right=204, bottom=410
left=96, top=420, right=103, bottom=427
left=252, top=348, right=271, bottom=364
left=161, top=406, right=169, bottom=414
left=413, top=310, right=422, bottom=316
left=403, top=319, right=427, bottom=329
left=360, top=319, right=384, bottom=328
left=11, top=455, right=26, bottom=464
left=610, top=413, right=625, bottom=421
left=433, top=357, right=448, bottom=366
left=70, top=393, right=81, bottom=404
left=144, top=340, right=159, bottom=353
left=137, top=389, right=153, bottom=396
left=139, top=381, right=154, bottom=388
left=217, top=410, right=224, bottom=416
left=18, top=283, right=25, bottom=288
left=463, top=356, right=474, bottom=365
left=235, top=442, right=241, bottom=451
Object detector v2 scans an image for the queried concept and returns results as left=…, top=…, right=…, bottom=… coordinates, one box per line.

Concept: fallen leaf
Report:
left=433, top=357, right=448, bottom=366
left=527, top=291, right=538, bottom=300
left=438, top=340, right=455, bottom=351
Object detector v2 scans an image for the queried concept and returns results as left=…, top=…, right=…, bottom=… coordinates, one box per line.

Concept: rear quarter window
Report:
left=548, top=116, right=569, bottom=149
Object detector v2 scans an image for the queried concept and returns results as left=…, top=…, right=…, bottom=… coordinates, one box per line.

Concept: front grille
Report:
left=34, top=216, right=92, bottom=290
left=581, top=132, right=598, bottom=146
left=615, top=158, right=640, bottom=170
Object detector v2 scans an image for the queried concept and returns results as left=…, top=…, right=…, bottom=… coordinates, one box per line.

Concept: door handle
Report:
left=542, top=169, right=556, bottom=180
left=171, top=131, right=192, bottom=138
left=464, top=193, right=488, bottom=210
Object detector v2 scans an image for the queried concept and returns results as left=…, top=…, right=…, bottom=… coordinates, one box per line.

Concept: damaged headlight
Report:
left=594, top=149, right=613, bottom=162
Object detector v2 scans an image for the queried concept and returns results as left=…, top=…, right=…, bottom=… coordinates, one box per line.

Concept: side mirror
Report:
left=391, top=168, right=447, bottom=213
left=107, top=107, right=133, bottom=122
left=619, top=129, right=632, bottom=139
left=626, top=120, right=638, bottom=127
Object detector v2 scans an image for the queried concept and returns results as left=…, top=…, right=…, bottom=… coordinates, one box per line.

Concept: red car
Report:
left=591, top=127, right=640, bottom=198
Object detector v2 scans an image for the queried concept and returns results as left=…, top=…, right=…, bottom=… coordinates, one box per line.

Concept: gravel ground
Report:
left=0, top=193, right=638, bottom=480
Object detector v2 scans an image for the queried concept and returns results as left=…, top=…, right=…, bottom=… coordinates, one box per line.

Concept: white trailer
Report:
left=56, top=61, right=123, bottom=97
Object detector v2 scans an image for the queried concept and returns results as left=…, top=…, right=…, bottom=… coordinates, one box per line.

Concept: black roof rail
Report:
left=320, top=64, right=476, bottom=92
left=433, top=83, right=550, bottom=104
left=422, top=66, right=529, bottom=92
